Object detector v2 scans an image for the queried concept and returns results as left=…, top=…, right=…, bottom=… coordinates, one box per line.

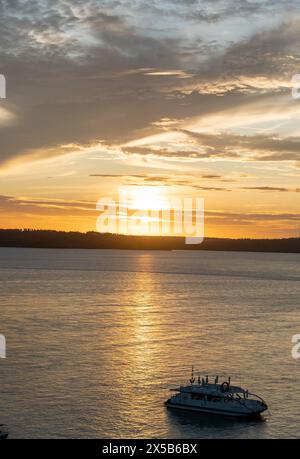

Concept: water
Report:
left=0, top=247, right=299, bottom=438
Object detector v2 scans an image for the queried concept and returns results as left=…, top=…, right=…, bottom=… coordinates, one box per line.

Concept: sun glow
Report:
left=127, top=186, right=169, bottom=211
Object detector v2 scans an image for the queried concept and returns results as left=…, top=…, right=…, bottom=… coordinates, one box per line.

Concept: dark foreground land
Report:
left=0, top=229, right=299, bottom=253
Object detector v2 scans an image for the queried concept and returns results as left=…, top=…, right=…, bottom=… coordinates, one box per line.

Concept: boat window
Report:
left=191, top=393, right=204, bottom=400
left=206, top=395, right=222, bottom=402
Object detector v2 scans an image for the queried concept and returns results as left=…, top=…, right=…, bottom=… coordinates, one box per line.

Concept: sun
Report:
left=116, top=186, right=172, bottom=236
left=127, top=186, right=168, bottom=211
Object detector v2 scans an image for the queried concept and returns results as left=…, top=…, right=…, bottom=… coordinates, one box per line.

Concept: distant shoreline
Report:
left=0, top=229, right=299, bottom=253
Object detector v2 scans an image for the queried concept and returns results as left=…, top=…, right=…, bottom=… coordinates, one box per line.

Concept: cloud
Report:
left=89, top=173, right=232, bottom=186
left=206, top=209, right=300, bottom=223
left=181, top=130, right=300, bottom=162
left=1, top=0, right=300, bottom=169
left=241, top=186, right=300, bottom=192
left=89, top=174, right=146, bottom=178
left=194, top=186, right=231, bottom=191
left=0, top=194, right=96, bottom=216
left=121, top=131, right=300, bottom=163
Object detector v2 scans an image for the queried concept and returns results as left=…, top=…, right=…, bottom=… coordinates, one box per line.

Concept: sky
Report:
left=0, top=0, right=299, bottom=238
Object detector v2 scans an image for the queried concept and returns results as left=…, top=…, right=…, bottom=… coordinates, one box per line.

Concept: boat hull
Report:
left=165, top=400, right=266, bottom=418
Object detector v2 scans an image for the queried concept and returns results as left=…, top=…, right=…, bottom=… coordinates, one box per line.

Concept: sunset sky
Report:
left=0, top=0, right=299, bottom=238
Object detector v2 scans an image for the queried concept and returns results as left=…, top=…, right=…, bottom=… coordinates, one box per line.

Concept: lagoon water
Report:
left=0, top=247, right=300, bottom=438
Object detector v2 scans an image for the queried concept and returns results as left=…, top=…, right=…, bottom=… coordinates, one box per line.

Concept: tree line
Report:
left=0, top=229, right=299, bottom=253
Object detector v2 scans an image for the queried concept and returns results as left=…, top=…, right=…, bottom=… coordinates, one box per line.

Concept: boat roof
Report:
left=174, top=383, right=247, bottom=395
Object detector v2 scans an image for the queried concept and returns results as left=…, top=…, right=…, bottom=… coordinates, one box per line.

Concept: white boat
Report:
left=165, top=368, right=268, bottom=418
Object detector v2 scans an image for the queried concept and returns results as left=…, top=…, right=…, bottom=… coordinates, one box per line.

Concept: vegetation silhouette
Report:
left=0, top=229, right=299, bottom=253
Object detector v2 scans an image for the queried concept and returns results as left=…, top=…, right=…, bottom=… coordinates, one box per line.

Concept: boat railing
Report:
left=248, top=392, right=267, bottom=405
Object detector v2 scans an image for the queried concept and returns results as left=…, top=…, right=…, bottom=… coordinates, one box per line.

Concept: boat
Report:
left=165, top=367, right=268, bottom=418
